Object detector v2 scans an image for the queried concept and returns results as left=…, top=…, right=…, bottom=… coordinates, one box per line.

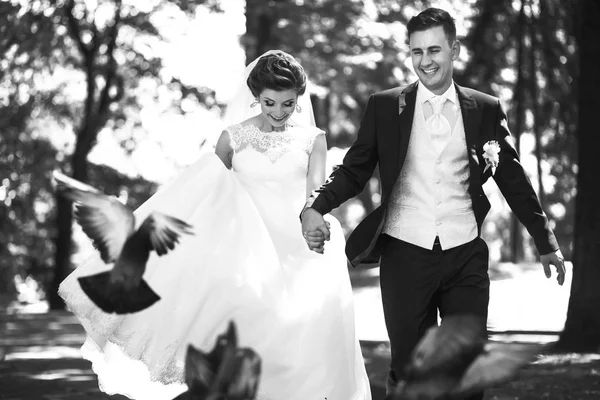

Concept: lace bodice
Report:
left=226, top=124, right=324, bottom=182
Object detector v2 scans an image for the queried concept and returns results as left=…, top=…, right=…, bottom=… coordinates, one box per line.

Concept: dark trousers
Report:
left=379, top=235, right=490, bottom=400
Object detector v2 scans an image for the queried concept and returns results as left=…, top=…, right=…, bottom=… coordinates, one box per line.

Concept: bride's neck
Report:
left=257, top=116, right=288, bottom=133
left=271, top=124, right=288, bottom=132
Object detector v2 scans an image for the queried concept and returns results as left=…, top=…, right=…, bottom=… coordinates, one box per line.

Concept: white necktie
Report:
left=426, top=95, right=451, bottom=137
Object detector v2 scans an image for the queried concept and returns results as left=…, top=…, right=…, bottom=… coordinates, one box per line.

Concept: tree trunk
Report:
left=509, top=0, right=527, bottom=263
left=529, top=8, right=545, bottom=208
left=556, top=0, right=600, bottom=352
left=48, top=131, right=95, bottom=309
left=0, top=206, right=17, bottom=306
left=47, top=195, right=74, bottom=309
left=243, top=0, right=281, bottom=64
left=310, top=92, right=332, bottom=140
left=48, top=1, right=121, bottom=309
left=47, top=57, right=97, bottom=309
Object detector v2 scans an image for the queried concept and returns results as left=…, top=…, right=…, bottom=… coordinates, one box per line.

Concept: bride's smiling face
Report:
left=258, top=89, right=298, bottom=131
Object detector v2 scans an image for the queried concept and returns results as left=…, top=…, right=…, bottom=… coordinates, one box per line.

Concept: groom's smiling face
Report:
left=409, top=25, right=460, bottom=95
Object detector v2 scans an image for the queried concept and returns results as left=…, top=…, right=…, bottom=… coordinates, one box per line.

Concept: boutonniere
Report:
left=398, top=92, right=407, bottom=115
left=482, top=140, right=501, bottom=175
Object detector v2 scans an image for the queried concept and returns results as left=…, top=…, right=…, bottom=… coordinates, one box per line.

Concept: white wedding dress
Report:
left=58, top=123, right=372, bottom=400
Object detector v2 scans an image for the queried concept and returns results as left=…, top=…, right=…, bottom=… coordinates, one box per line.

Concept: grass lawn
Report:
left=1, top=310, right=599, bottom=400
left=1, top=261, right=598, bottom=399
left=360, top=341, right=600, bottom=399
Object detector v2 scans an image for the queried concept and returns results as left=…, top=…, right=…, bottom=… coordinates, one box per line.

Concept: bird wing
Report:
left=78, top=272, right=161, bottom=315
left=184, top=344, right=215, bottom=394
left=183, top=322, right=238, bottom=396
left=143, top=212, right=194, bottom=256
left=212, top=322, right=242, bottom=393
left=208, top=321, right=239, bottom=369
left=225, top=348, right=262, bottom=399
left=407, top=315, right=485, bottom=376
left=53, top=170, right=135, bottom=263
left=451, top=342, right=544, bottom=396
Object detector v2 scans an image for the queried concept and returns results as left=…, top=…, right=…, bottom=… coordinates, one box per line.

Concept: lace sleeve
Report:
left=306, top=128, right=326, bottom=154
left=225, top=124, right=242, bottom=152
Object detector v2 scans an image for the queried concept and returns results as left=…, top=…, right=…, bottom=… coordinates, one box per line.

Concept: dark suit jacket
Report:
left=306, top=81, right=559, bottom=267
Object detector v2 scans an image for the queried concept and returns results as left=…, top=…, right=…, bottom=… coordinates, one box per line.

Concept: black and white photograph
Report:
left=1, top=1, right=599, bottom=399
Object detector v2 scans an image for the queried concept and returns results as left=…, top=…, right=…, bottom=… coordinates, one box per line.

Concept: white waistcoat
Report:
left=382, top=96, right=478, bottom=250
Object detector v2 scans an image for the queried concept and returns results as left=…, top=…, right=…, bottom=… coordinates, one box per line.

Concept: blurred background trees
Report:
left=242, top=0, right=579, bottom=263
left=1, top=0, right=220, bottom=308
left=1, top=0, right=591, bottom=339
left=455, top=0, right=577, bottom=263
left=557, top=0, right=600, bottom=352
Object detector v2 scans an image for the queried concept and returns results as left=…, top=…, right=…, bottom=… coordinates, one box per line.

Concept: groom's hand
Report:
left=301, top=208, right=330, bottom=254
left=303, top=229, right=329, bottom=254
left=540, top=249, right=566, bottom=286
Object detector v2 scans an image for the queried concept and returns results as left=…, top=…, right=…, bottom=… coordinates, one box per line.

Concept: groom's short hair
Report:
left=407, top=7, right=457, bottom=45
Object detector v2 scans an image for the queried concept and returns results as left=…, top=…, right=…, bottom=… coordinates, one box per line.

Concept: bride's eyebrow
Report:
left=263, top=97, right=296, bottom=103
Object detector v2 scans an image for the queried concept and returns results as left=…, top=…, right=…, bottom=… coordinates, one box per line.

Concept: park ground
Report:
left=1, top=262, right=599, bottom=399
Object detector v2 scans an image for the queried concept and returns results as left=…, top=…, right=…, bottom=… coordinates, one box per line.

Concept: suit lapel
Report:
left=456, top=84, right=482, bottom=189
left=391, top=82, right=481, bottom=188
left=396, top=82, right=418, bottom=173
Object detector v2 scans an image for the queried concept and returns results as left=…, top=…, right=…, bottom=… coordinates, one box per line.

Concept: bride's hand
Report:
left=301, top=208, right=330, bottom=253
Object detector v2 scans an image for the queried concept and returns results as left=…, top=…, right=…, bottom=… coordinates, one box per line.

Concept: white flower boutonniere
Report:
left=482, top=140, right=501, bottom=175
left=398, top=93, right=407, bottom=116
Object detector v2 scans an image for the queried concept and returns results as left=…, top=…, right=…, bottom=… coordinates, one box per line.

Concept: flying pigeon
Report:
left=173, top=321, right=262, bottom=400
left=53, top=170, right=194, bottom=314
left=394, top=315, right=544, bottom=400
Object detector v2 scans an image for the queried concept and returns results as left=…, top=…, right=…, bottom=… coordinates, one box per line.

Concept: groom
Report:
left=301, top=7, right=566, bottom=400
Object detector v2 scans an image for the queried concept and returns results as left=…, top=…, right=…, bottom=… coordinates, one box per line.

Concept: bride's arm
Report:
left=306, top=134, right=327, bottom=200
left=215, top=130, right=234, bottom=169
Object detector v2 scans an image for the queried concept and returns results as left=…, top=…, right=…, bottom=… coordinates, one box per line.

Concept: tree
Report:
left=241, top=0, right=579, bottom=250
left=0, top=100, right=57, bottom=305
left=509, top=0, right=528, bottom=262
left=1, top=1, right=60, bottom=303
left=0, top=0, right=219, bottom=308
left=458, top=0, right=578, bottom=261
left=242, top=0, right=419, bottom=231
left=557, top=0, right=600, bottom=352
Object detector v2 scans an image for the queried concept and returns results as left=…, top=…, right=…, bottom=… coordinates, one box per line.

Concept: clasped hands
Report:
left=301, top=208, right=330, bottom=254
left=301, top=208, right=567, bottom=286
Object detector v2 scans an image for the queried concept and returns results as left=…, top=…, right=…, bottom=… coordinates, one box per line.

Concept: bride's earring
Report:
left=250, top=100, right=259, bottom=108
left=296, top=104, right=302, bottom=113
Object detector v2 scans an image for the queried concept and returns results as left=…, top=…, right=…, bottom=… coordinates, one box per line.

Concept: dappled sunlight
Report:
left=30, top=369, right=97, bottom=381
left=351, top=261, right=573, bottom=342
left=488, top=261, right=572, bottom=333
left=536, top=353, right=600, bottom=365
left=6, top=346, right=82, bottom=360
left=484, top=353, right=600, bottom=399
left=4, top=331, right=83, bottom=344
left=1, top=0, right=593, bottom=398
left=0, top=311, right=104, bottom=397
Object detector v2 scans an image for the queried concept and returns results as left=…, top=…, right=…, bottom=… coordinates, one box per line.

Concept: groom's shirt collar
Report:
left=416, top=81, right=457, bottom=106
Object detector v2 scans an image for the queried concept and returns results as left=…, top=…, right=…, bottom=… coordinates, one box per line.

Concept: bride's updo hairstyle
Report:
left=247, top=51, right=307, bottom=98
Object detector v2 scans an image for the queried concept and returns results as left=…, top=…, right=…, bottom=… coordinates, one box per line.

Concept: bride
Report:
left=58, top=50, right=372, bottom=400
